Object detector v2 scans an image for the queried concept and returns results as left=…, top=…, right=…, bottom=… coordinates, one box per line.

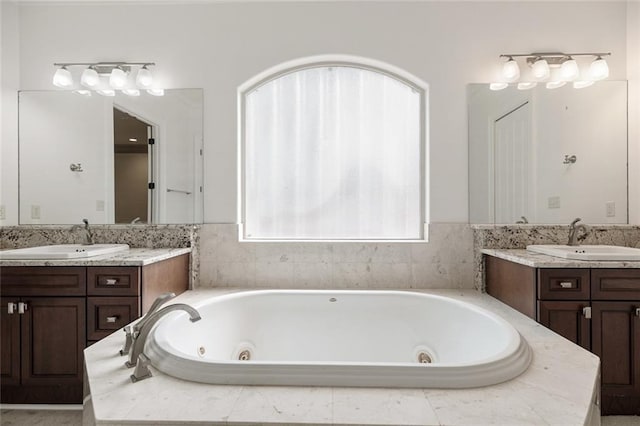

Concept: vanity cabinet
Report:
left=0, top=267, right=87, bottom=403
left=485, top=256, right=640, bottom=415
left=0, top=253, right=189, bottom=404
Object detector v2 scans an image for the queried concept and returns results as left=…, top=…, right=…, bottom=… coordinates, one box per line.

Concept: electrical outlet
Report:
left=96, top=200, right=105, bottom=212
left=0, top=205, right=5, bottom=220
left=548, top=196, right=561, bottom=209
left=606, top=201, right=616, bottom=217
left=31, top=205, right=41, bottom=219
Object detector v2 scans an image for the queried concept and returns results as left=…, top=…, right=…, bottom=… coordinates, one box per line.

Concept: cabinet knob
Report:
left=105, top=278, right=119, bottom=285
left=18, top=302, right=28, bottom=314
left=559, top=282, right=573, bottom=289
left=582, top=306, right=592, bottom=319
left=635, top=308, right=640, bottom=317
left=106, top=316, right=119, bottom=323
left=7, top=302, right=17, bottom=314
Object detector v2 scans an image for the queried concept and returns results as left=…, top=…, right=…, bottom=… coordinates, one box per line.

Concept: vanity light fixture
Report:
left=80, top=66, right=100, bottom=88
left=501, top=56, right=520, bottom=82
left=109, top=66, right=128, bottom=89
left=531, top=57, right=550, bottom=81
left=590, top=56, right=609, bottom=80
left=52, top=62, right=161, bottom=93
left=52, top=66, right=73, bottom=88
left=493, top=52, right=611, bottom=90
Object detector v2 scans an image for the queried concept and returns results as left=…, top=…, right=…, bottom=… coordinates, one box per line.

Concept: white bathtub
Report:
left=145, top=290, right=531, bottom=388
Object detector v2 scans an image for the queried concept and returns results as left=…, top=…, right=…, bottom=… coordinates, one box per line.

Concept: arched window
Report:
left=239, top=56, right=427, bottom=240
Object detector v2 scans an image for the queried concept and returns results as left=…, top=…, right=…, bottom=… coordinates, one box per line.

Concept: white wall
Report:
left=7, top=1, right=628, bottom=225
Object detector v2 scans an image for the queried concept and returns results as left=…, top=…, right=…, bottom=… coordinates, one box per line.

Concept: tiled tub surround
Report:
left=0, top=224, right=200, bottom=286
left=199, top=223, right=475, bottom=289
left=472, top=225, right=640, bottom=290
left=84, top=288, right=600, bottom=426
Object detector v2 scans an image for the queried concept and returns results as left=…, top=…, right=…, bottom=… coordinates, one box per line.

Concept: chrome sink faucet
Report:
left=568, top=218, right=589, bottom=246
left=126, top=303, right=201, bottom=382
left=71, top=218, right=94, bottom=245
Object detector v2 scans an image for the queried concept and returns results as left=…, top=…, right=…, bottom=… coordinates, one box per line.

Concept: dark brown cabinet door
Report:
left=538, top=301, right=591, bottom=350
left=0, top=297, right=21, bottom=386
left=21, top=297, right=86, bottom=386
left=592, top=301, right=640, bottom=415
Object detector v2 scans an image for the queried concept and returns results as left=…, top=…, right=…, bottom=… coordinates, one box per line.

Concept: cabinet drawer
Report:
left=0, top=267, right=86, bottom=297
left=87, top=267, right=140, bottom=296
left=591, top=269, right=640, bottom=300
left=87, top=297, right=140, bottom=341
left=538, top=269, right=590, bottom=300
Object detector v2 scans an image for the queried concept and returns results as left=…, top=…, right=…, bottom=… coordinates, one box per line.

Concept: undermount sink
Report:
left=0, top=244, right=130, bottom=260
left=526, top=244, right=640, bottom=261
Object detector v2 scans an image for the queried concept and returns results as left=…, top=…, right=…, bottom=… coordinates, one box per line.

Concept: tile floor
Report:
left=0, top=408, right=638, bottom=425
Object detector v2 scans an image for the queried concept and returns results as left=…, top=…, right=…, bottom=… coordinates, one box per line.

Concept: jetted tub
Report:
left=144, top=290, right=532, bottom=388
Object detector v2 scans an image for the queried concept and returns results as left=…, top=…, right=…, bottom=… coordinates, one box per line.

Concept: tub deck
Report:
left=84, top=288, right=600, bottom=426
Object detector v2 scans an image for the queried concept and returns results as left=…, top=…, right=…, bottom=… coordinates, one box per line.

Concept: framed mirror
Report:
left=18, top=89, right=203, bottom=224
left=468, top=81, right=627, bottom=224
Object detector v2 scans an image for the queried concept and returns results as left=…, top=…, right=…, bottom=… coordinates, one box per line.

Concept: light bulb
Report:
left=517, top=82, right=537, bottom=90
left=590, top=57, right=609, bottom=81
left=122, top=88, right=140, bottom=97
left=489, top=82, right=508, bottom=91
left=560, top=58, right=579, bottom=81
left=81, top=67, right=100, bottom=88
left=573, top=81, right=595, bottom=89
left=501, top=57, right=520, bottom=82
left=532, top=58, right=550, bottom=81
left=136, top=65, right=153, bottom=88
left=53, top=66, right=73, bottom=88
left=546, top=81, right=566, bottom=89
left=109, top=67, right=128, bottom=89
left=146, top=88, right=165, bottom=96
left=96, top=89, right=116, bottom=97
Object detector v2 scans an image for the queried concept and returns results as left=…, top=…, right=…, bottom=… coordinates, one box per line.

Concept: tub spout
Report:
left=126, top=303, right=201, bottom=382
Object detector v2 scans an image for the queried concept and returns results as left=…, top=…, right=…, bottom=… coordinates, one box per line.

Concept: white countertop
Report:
left=482, top=248, right=640, bottom=268
left=84, top=288, right=600, bottom=426
left=0, top=247, right=191, bottom=267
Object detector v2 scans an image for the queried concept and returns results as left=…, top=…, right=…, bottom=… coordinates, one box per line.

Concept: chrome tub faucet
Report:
left=126, top=303, right=201, bottom=382
left=119, top=292, right=176, bottom=356
left=568, top=218, right=589, bottom=246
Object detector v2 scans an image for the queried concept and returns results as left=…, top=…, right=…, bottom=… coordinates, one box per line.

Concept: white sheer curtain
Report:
left=244, top=66, right=422, bottom=240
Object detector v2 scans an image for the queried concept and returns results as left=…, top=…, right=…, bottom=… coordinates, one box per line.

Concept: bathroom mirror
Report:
left=468, top=81, right=627, bottom=224
left=18, top=89, right=203, bottom=224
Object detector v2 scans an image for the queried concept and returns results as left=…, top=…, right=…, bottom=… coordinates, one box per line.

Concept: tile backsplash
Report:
left=198, top=223, right=474, bottom=290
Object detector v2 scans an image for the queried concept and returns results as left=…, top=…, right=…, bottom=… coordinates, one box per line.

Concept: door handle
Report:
left=106, top=316, right=119, bottom=323
left=105, top=278, right=119, bottom=285
left=559, top=282, right=573, bottom=289
left=635, top=307, right=640, bottom=317
left=7, top=302, right=17, bottom=314
left=582, top=307, right=592, bottom=319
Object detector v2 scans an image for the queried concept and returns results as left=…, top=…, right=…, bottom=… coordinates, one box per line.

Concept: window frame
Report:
left=238, top=55, right=429, bottom=242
